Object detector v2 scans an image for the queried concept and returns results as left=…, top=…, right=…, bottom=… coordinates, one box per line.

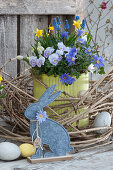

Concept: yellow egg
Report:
left=19, top=143, right=36, bottom=158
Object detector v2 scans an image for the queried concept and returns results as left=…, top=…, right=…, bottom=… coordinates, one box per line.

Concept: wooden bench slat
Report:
left=0, top=15, right=17, bottom=77
left=0, top=0, right=77, bottom=15
left=20, top=15, right=48, bottom=73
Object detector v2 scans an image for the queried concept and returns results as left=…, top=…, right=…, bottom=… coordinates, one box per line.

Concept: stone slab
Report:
left=0, top=143, right=113, bottom=170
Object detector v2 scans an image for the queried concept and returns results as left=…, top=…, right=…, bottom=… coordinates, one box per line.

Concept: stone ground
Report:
left=0, top=143, right=113, bottom=170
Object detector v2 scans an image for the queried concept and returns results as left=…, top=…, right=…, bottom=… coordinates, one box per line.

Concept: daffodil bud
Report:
left=16, top=55, right=24, bottom=60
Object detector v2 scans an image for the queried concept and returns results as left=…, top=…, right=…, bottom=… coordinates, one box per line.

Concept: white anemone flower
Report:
left=88, top=63, right=96, bottom=73
left=82, top=35, right=87, bottom=42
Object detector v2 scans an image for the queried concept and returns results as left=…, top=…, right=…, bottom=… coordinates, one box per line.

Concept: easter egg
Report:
left=94, top=111, right=111, bottom=134
left=0, top=142, right=21, bottom=161
left=19, top=143, right=36, bottom=157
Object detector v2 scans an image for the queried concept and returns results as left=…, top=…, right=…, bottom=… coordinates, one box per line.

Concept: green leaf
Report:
left=0, top=86, right=4, bottom=90
left=98, top=67, right=105, bottom=74
left=0, top=92, right=6, bottom=98
left=36, top=70, right=40, bottom=76
left=23, top=58, right=30, bottom=65
left=87, top=31, right=92, bottom=44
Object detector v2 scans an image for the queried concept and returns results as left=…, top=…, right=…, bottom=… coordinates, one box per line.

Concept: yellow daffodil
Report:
left=46, top=33, right=49, bottom=36
left=73, top=20, right=82, bottom=30
left=85, top=32, right=88, bottom=35
left=49, top=25, right=54, bottom=33
left=0, top=75, right=3, bottom=82
left=35, top=28, right=43, bottom=37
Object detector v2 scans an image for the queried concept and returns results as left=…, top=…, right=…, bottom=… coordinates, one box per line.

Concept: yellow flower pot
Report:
left=33, top=73, right=89, bottom=127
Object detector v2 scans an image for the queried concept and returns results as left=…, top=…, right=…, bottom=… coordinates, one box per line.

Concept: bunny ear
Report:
left=37, top=84, right=62, bottom=108
left=43, top=91, right=61, bottom=108
left=38, top=84, right=56, bottom=104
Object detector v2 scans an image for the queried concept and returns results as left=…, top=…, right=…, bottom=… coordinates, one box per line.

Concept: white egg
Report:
left=0, top=142, right=21, bottom=161
left=94, top=111, right=111, bottom=134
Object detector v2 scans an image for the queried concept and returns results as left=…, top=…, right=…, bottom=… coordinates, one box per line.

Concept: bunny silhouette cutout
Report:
left=24, top=84, right=74, bottom=159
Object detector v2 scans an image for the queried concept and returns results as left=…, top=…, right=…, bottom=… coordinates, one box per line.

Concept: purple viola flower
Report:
left=36, top=110, right=47, bottom=123
left=57, top=42, right=66, bottom=52
left=94, top=55, right=105, bottom=69
left=78, top=30, right=83, bottom=37
left=59, top=73, right=75, bottom=85
left=48, top=53, right=59, bottom=66
left=44, top=47, right=54, bottom=58
left=36, top=56, right=45, bottom=68
left=85, top=47, right=92, bottom=55
left=60, top=31, right=69, bottom=39
left=78, top=38, right=86, bottom=44
left=56, top=50, right=63, bottom=61
left=29, top=56, right=37, bottom=67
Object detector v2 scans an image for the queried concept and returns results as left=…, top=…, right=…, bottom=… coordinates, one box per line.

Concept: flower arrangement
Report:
left=20, top=16, right=105, bottom=85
